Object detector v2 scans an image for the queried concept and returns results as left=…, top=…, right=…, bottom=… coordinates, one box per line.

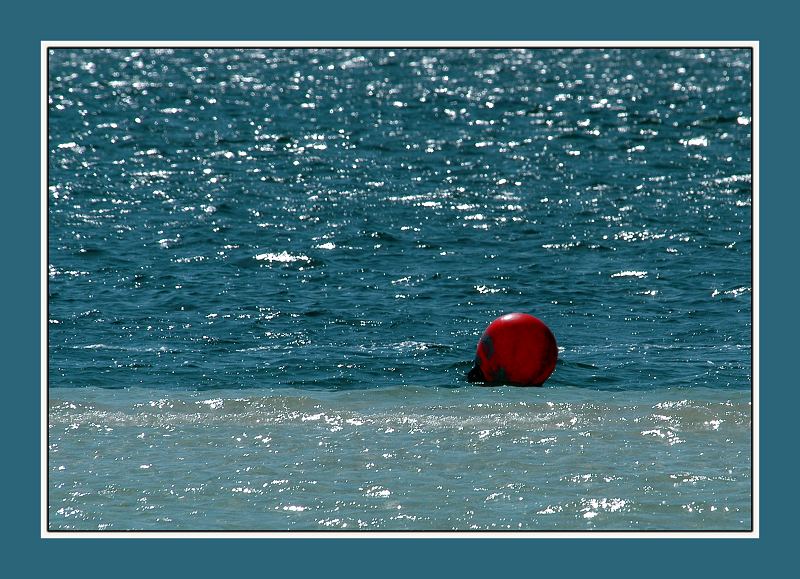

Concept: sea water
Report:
left=47, top=47, right=752, bottom=532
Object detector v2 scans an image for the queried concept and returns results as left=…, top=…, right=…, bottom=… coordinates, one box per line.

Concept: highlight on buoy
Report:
left=467, top=312, right=558, bottom=386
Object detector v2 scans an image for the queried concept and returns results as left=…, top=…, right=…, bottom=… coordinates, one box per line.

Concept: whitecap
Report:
left=711, top=287, right=751, bottom=298
left=475, top=285, right=503, bottom=294
left=611, top=271, right=648, bottom=278
left=254, top=251, right=311, bottom=263
left=680, top=136, right=709, bottom=147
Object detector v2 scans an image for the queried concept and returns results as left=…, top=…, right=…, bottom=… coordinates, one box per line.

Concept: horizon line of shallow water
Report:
left=49, top=381, right=751, bottom=439
left=47, top=371, right=752, bottom=393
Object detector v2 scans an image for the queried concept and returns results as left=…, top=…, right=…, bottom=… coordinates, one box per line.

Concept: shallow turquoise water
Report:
left=50, top=384, right=750, bottom=531
left=47, top=47, right=752, bottom=531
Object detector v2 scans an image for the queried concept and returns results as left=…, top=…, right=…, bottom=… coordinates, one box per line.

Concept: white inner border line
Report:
left=42, top=40, right=758, bottom=539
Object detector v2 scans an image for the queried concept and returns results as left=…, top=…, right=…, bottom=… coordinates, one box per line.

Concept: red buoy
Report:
left=467, top=313, right=558, bottom=386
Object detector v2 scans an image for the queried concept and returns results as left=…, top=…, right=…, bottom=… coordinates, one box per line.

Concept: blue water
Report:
left=48, top=47, right=752, bottom=531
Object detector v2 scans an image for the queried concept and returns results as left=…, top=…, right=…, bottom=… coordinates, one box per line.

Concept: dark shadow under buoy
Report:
left=467, top=312, right=558, bottom=387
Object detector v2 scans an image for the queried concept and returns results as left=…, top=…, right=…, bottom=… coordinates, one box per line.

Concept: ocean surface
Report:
left=47, top=47, right=753, bottom=532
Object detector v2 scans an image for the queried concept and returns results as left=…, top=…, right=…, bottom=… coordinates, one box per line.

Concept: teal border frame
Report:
left=8, top=0, right=787, bottom=575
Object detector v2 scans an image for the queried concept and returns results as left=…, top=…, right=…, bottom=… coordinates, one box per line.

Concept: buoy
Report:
left=467, top=313, right=558, bottom=386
